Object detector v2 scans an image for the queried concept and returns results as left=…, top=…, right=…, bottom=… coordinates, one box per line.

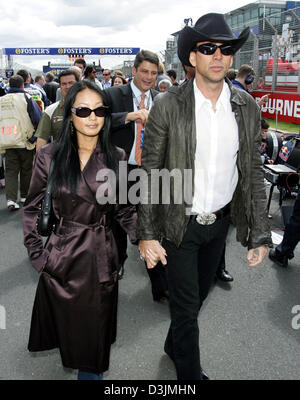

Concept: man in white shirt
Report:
left=137, top=13, right=272, bottom=380
left=102, top=69, right=112, bottom=89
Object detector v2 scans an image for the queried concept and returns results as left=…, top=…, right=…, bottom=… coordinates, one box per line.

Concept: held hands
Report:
left=247, top=245, right=268, bottom=267
left=126, top=109, right=150, bottom=124
left=138, top=240, right=167, bottom=269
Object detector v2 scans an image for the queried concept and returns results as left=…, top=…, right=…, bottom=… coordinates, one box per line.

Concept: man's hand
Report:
left=257, top=94, right=269, bottom=107
left=247, top=245, right=268, bottom=267
left=36, top=137, right=47, bottom=152
left=138, top=240, right=167, bottom=269
left=126, top=109, right=149, bottom=124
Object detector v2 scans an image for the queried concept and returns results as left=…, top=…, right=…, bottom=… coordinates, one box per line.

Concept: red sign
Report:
left=251, top=91, right=300, bottom=125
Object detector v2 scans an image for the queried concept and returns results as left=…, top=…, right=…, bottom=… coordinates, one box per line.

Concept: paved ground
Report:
left=0, top=183, right=299, bottom=380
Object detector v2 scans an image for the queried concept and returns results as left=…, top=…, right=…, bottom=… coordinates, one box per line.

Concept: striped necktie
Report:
left=134, top=93, right=146, bottom=166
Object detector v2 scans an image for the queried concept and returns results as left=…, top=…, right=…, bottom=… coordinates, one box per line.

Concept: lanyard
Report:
left=132, top=92, right=151, bottom=111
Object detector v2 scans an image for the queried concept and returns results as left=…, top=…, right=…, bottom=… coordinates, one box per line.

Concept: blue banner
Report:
left=3, top=47, right=140, bottom=56
left=42, top=66, right=69, bottom=76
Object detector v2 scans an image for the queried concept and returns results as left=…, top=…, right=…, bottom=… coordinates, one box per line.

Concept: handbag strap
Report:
left=42, top=158, right=55, bottom=216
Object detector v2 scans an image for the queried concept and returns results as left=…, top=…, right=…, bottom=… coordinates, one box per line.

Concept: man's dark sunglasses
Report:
left=195, top=43, right=235, bottom=56
left=103, top=73, right=110, bottom=76
left=71, top=106, right=108, bottom=118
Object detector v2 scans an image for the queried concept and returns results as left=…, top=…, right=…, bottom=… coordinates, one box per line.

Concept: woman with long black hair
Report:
left=22, top=80, right=137, bottom=380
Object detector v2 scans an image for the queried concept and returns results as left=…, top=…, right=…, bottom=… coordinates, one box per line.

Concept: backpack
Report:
left=0, top=93, right=35, bottom=150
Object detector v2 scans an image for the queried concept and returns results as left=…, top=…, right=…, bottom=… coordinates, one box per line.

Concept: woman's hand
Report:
left=138, top=240, right=167, bottom=269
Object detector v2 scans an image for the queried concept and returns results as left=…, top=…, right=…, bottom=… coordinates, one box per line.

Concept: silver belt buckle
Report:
left=196, top=213, right=216, bottom=225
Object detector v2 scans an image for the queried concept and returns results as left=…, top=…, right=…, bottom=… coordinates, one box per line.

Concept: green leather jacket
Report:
left=137, top=78, right=272, bottom=250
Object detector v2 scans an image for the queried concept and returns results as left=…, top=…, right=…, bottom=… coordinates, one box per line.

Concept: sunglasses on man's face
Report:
left=195, top=43, right=235, bottom=56
left=71, top=106, right=108, bottom=118
left=103, top=73, right=110, bottom=76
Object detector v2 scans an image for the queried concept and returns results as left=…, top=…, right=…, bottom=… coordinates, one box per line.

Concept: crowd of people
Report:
left=0, top=11, right=299, bottom=381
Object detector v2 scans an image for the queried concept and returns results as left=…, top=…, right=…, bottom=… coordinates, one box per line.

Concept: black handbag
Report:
left=37, top=158, right=56, bottom=237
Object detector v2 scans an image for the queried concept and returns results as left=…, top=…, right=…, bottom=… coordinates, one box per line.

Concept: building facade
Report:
left=164, top=1, right=300, bottom=89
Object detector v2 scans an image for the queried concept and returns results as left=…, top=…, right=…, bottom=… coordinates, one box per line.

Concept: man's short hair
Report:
left=16, top=69, right=29, bottom=82
left=74, top=58, right=86, bottom=69
left=69, top=66, right=82, bottom=80
left=58, top=69, right=80, bottom=84
left=261, top=119, right=269, bottom=130
left=226, top=68, right=236, bottom=81
left=34, top=75, right=43, bottom=83
left=237, top=64, right=254, bottom=78
left=45, top=72, right=55, bottom=82
left=9, top=75, right=24, bottom=88
left=167, top=69, right=177, bottom=80
left=134, top=50, right=159, bottom=70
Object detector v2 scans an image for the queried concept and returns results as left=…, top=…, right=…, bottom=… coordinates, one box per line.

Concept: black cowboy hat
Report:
left=178, top=13, right=250, bottom=67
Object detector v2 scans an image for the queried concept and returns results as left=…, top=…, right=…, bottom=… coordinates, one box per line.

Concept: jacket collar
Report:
left=8, top=87, right=25, bottom=94
left=168, top=78, right=194, bottom=103
left=226, top=78, right=247, bottom=106
left=169, top=77, right=247, bottom=107
left=123, top=81, right=158, bottom=100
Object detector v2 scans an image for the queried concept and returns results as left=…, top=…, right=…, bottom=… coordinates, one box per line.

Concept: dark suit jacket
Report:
left=44, top=81, right=59, bottom=104
left=104, top=83, right=158, bottom=156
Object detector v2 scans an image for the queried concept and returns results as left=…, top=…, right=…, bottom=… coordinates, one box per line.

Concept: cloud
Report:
left=0, top=0, right=252, bottom=71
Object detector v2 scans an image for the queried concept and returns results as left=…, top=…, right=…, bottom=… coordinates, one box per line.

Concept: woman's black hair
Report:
left=83, top=65, right=95, bottom=79
left=51, top=80, right=121, bottom=197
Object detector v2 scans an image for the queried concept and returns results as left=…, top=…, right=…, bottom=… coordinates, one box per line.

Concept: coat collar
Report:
left=121, top=82, right=158, bottom=100
left=169, top=77, right=247, bottom=106
left=226, top=78, right=247, bottom=107
left=76, top=139, right=105, bottom=206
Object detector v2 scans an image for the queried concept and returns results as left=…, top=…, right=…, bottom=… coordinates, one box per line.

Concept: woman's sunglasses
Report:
left=71, top=106, right=108, bottom=118
left=195, top=43, right=235, bottom=56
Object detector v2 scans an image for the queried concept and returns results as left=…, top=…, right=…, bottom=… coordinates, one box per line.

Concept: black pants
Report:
left=112, top=215, right=168, bottom=296
left=163, top=214, right=230, bottom=380
left=0, top=154, right=4, bottom=180
left=277, top=190, right=300, bottom=259
left=5, top=148, right=34, bottom=202
left=112, top=163, right=168, bottom=297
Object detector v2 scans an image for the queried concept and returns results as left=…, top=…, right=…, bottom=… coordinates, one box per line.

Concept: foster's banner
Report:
left=3, top=47, right=140, bottom=56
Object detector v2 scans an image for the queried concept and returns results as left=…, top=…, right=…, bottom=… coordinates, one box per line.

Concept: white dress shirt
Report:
left=191, top=80, right=239, bottom=214
left=128, top=80, right=152, bottom=165
left=102, top=79, right=112, bottom=89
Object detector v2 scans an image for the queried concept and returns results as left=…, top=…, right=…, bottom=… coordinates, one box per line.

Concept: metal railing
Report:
left=164, top=6, right=300, bottom=92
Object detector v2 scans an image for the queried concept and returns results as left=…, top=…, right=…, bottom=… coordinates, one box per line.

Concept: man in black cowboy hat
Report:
left=137, top=13, right=272, bottom=380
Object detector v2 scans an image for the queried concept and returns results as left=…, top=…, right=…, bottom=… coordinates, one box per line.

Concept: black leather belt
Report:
left=190, top=203, right=231, bottom=225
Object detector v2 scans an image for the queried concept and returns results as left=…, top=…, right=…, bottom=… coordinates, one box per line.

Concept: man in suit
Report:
left=43, top=73, right=59, bottom=104
left=104, top=50, right=168, bottom=301
left=137, top=14, right=272, bottom=380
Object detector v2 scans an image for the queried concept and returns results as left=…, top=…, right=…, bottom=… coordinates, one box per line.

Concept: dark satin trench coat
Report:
left=22, top=141, right=137, bottom=374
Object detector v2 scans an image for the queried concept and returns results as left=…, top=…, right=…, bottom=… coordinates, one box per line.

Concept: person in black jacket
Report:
left=104, top=50, right=169, bottom=301
left=44, top=72, right=59, bottom=104
left=269, top=190, right=300, bottom=267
